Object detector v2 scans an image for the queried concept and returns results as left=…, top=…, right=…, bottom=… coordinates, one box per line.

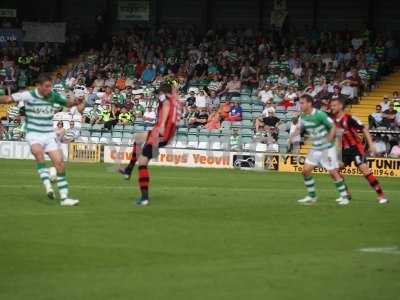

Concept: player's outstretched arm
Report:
left=0, top=95, right=13, bottom=104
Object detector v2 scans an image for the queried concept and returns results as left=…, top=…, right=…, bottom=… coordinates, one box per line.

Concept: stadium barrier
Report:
left=0, top=141, right=68, bottom=161
left=1, top=141, right=399, bottom=177
left=264, top=154, right=400, bottom=178
left=68, top=143, right=101, bottom=163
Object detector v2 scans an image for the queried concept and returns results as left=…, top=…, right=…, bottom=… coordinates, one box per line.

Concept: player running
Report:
left=0, top=74, right=84, bottom=206
left=330, top=98, right=388, bottom=204
left=290, top=94, right=351, bottom=205
left=119, top=79, right=179, bottom=206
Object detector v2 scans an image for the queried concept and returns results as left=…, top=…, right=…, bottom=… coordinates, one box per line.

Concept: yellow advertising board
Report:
left=68, top=143, right=101, bottom=163
left=264, top=154, right=400, bottom=178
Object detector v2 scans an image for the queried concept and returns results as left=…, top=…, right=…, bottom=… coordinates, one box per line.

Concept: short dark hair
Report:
left=331, top=97, right=346, bottom=106
left=159, top=82, right=172, bottom=94
left=36, top=73, right=52, bottom=85
left=300, top=94, right=314, bottom=103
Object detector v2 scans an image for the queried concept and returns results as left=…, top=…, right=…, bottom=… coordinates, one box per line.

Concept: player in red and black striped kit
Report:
left=330, top=98, right=388, bottom=204
left=119, top=80, right=179, bottom=206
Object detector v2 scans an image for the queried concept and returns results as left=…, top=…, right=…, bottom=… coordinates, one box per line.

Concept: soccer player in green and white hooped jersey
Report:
left=289, top=94, right=351, bottom=205
left=0, top=74, right=85, bottom=206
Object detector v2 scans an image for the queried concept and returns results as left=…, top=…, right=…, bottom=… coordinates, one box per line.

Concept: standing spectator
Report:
left=288, top=117, right=301, bottom=153
left=55, top=121, right=65, bottom=142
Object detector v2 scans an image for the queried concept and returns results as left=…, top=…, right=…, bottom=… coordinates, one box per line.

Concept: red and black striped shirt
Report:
left=333, top=113, right=365, bottom=155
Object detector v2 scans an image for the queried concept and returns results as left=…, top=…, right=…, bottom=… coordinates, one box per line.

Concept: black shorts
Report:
left=342, top=146, right=366, bottom=167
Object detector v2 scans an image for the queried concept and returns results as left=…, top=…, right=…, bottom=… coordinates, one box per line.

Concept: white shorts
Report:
left=305, top=146, right=339, bottom=171
left=26, top=132, right=60, bottom=153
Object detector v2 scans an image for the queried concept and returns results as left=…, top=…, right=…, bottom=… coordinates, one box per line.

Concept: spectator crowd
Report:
left=1, top=24, right=400, bottom=157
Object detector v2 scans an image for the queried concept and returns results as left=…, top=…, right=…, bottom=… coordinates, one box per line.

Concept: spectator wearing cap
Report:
left=226, top=101, right=242, bottom=122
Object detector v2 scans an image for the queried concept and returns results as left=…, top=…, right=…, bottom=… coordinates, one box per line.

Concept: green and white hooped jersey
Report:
left=299, top=108, right=335, bottom=150
left=11, top=89, right=67, bottom=133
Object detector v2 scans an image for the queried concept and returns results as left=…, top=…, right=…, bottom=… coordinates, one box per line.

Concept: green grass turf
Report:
left=0, top=159, right=399, bottom=300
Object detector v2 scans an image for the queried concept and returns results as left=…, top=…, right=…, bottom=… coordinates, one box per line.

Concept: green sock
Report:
left=56, top=172, right=69, bottom=200
left=36, top=163, right=50, bottom=187
left=304, top=175, right=316, bottom=198
left=335, top=179, right=349, bottom=199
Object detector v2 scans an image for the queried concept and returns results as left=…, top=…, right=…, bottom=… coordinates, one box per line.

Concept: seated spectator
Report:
left=55, top=121, right=65, bottom=142
left=194, top=108, right=209, bottom=128
left=382, top=103, right=397, bottom=129
left=226, top=101, right=242, bottom=122
left=258, top=84, right=274, bottom=104
left=118, top=107, right=132, bottom=125
left=204, top=108, right=221, bottom=130
left=0, top=123, right=6, bottom=140
left=220, top=75, right=241, bottom=99
left=142, top=64, right=156, bottom=83
left=115, top=74, right=127, bottom=90
left=185, top=105, right=199, bottom=128
left=255, top=111, right=281, bottom=132
left=261, top=100, right=275, bottom=117
left=143, top=107, right=156, bottom=127
left=186, top=90, right=196, bottom=107
left=63, top=121, right=80, bottom=142
left=195, top=89, right=209, bottom=109
left=208, top=90, right=220, bottom=109
left=253, top=124, right=276, bottom=144
left=380, top=96, right=390, bottom=111
left=374, top=136, right=387, bottom=157
left=389, top=141, right=400, bottom=158
left=101, top=86, right=113, bottom=106
left=230, top=128, right=241, bottom=151
left=219, top=100, right=232, bottom=120
left=368, top=105, right=384, bottom=128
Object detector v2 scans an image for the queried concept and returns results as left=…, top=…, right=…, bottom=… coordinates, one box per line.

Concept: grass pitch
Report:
left=0, top=159, right=399, bottom=300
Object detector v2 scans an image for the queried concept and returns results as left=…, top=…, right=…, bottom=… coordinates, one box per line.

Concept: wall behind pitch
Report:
left=316, top=0, right=368, bottom=32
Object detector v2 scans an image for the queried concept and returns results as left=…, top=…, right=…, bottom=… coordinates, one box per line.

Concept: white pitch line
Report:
left=359, top=246, right=400, bottom=255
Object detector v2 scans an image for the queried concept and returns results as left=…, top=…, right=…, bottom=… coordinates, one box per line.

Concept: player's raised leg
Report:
left=31, top=144, right=54, bottom=199
left=47, top=149, right=79, bottom=206
left=298, top=162, right=318, bottom=204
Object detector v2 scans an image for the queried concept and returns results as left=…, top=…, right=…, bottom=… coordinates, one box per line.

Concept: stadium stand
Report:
left=1, top=24, right=399, bottom=155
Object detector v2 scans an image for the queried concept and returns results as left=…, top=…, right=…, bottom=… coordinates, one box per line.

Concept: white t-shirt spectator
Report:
left=258, top=90, right=274, bottom=104
left=143, top=109, right=156, bottom=125
left=262, top=106, right=275, bottom=117
left=195, top=95, right=208, bottom=108
left=289, top=122, right=301, bottom=143
left=375, top=140, right=387, bottom=156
